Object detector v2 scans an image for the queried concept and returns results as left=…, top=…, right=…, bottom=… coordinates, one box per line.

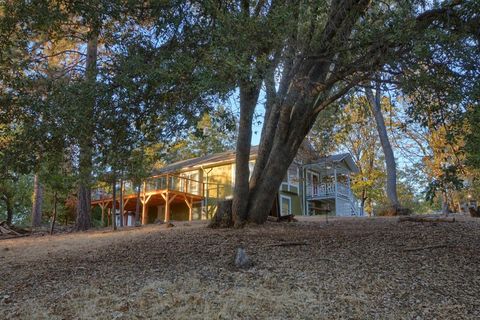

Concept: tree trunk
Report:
left=76, top=32, right=98, bottom=231
left=441, top=190, right=449, bottom=215
left=112, top=177, right=117, bottom=230
left=231, top=81, right=261, bottom=227
left=2, top=195, right=14, bottom=226
left=360, top=188, right=367, bottom=216
left=365, top=84, right=400, bottom=212
left=119, top=178, right=124, bottom=227
left=50, top=191, right=57, bottom=235
left=135, top=183, right=141, bottom=225
left=216, top=0, right=372, bottom=227
left=31, top=174, right=44, bottom=227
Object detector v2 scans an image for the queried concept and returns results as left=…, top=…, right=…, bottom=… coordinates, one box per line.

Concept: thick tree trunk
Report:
left=31, top=174, right=44, bottom=227
left=231, top=81, right=261, bottom=227
left=219, top=0, right=372, bottom=227
left=365, top=84, right=400, bottom=212
left=76, top=33, right=98, bottom=231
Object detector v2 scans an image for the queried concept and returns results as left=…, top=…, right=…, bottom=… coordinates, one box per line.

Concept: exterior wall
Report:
left=279, top=191, right=303, bottom=216
left=279, top=162, right=303, bottom=216
left=204, top=163, right=234, bottom=199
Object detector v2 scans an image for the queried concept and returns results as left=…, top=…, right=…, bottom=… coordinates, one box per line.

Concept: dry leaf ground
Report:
left=0, top=216, right=479, bottom=319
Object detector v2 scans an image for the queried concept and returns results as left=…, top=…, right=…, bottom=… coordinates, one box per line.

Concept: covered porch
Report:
left=302, top=153, right=360, bottom=216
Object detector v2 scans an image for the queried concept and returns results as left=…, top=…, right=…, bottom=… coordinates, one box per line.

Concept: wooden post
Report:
left=165, top=192, right=170, bottom=222
left=141, top=194, right=152, bottom=225
left=162, top=192, right=177, bottom=222
left=185, top=197, right=193, bottom=221
left=107, top=208, right=111, bottom=226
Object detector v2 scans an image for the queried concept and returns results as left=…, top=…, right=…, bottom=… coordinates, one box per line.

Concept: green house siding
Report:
left=279, top=191, right=302, bottom=216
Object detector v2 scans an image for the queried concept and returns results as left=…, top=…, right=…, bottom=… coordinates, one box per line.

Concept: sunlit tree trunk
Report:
left=365, top=84, right=400, bottom=212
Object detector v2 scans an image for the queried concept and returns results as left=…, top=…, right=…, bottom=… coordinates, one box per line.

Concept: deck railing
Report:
left=306, top=182, right=351, bottom=198
left=91, top=174, right=229, bottom=202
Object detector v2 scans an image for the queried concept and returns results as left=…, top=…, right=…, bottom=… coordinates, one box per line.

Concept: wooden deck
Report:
left=91, top=174, right=205, bottom=224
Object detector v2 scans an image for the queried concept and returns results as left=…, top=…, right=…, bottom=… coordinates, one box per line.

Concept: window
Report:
left=182, top=171, right=200, bottom=194
left=288, top=166, right=299, bottom=189
left=280, top=195, right=292, bottom=216
left=281, top=165, right=299, bottom=193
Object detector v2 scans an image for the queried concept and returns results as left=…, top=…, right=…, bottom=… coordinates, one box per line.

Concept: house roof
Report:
left=154, top=145, right=359, bottom=175
left=154, top=146, right=259, bottom=175
left=310, top=153, right=360, bottom=173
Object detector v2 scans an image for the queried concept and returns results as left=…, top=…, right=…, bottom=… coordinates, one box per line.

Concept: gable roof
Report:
left=154, top=146, right=358, bottom=175
left=154, top=146, right=259, bottom=175
left=313, top=153, right=360, bottom=173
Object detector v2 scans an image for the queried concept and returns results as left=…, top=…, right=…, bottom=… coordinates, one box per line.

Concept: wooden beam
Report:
left=168, top=194, right=177, bottom=204
left=160, top=192, right=167, bottom=201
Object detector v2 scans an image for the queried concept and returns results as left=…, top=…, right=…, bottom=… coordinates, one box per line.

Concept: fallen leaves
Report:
left=0, top=216, right=479, bottom=319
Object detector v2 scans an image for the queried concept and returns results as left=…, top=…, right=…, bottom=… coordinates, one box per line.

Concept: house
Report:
left=91, top=146, right=361, bottom=226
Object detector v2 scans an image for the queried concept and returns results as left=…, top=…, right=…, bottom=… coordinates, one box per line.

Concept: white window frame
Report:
left=279, top=195, right=292, bottom=216
left=282, top=165, right=299, bottom=193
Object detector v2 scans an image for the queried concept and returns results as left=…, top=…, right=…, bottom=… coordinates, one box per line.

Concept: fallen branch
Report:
left=403, top=244, right=448, bottom=252
left=0, top=225, right=20, bottom=236
left=398, top=216, right=455, bottom=223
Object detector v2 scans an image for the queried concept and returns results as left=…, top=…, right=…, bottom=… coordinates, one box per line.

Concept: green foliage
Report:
left=165, top=107, right=237, bottom=162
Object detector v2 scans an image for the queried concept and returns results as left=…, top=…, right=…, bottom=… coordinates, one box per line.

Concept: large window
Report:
left=280, top=195, right=292, bottom=216
left=182, top=171, right=200, bottom=194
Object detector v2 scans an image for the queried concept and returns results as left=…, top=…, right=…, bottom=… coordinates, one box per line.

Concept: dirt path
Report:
left=1, top=217, right=479, bottom=319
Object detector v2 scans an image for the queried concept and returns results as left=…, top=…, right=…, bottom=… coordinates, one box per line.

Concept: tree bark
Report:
left=76, top=32, right=98, bottom=231
left=112, top=177, right=117, bottom=230
left=50, top=191, right=57, bottom=235
left=134, top=183, right=141, bottom=225
left=31, top=174, right=44, bottom=227
left=365, top=84, right=400, bottom=212
left=2, top=195, right=14, bottom=226
left=119, top=178, right=124, bottom=227
left=217, top=0, right=380, bottom=226
left=441, top=190, right=449, bottom=215
left=231, top=80, right=261, bottom=227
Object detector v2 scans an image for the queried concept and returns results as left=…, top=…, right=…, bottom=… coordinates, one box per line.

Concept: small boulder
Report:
left=234, top=247, right=253, bottom=269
